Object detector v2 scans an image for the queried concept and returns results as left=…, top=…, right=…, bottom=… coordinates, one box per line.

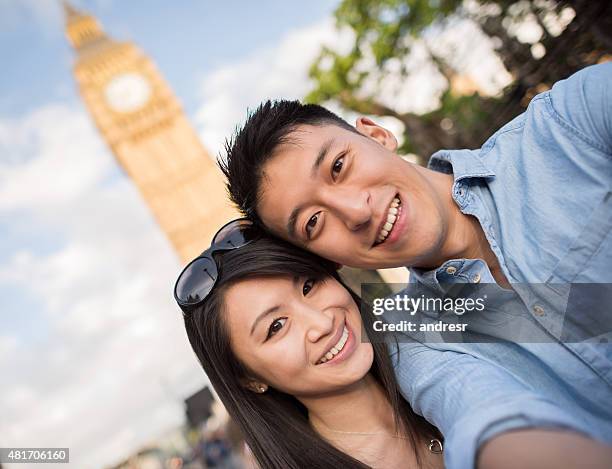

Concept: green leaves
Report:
left=306, top=0, right=606, bottom=162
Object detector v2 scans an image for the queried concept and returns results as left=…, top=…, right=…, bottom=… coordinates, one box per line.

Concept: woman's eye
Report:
left=266, top=317, right=287, bottom=339
left=306, top=213, right=319, bottom=237
left=332, top=156, right=344, bottom=178
left=302, top=278, right=316, bottom=296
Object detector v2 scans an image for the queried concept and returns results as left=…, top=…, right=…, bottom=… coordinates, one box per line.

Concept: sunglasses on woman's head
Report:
left=174, top=218, right=260, bottom=314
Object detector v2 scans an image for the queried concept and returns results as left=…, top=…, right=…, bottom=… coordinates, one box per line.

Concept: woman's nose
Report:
left=304, top=307, right=335, bottom=343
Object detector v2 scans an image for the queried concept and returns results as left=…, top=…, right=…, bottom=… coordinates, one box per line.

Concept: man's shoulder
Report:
left=482, top=63, right=612, bottom=156
left=546, top=62, right=612, bottom=153
left=428, top=63, right=612, bottom=168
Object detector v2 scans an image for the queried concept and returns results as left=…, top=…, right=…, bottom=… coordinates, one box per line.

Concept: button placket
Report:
left=452, top=181, right=469, bottom=208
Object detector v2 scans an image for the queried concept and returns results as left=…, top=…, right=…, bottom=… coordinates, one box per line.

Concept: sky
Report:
left=0, top=1, right=515, bottom=468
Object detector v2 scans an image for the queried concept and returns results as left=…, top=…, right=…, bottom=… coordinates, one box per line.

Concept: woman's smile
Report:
left=316, top=320, right=357, bottom=366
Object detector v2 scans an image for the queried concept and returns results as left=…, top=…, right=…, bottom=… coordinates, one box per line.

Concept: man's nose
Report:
left=331, top=190, right=372, bottom=231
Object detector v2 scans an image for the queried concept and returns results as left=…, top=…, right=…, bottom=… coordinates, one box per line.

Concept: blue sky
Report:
left=0, top=0, right=337, bottom=117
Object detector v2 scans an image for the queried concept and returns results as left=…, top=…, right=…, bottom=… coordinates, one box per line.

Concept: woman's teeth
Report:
left=318, top=326, right=349, bottom=364
left=376, top=197, right=401, bottom=244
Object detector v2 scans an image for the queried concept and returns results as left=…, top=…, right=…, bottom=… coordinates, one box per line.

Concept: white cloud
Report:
left=194, top=18, right=355, bottom=159
left=193, top=17, right=409, bottom=154
left=0, top=104, right=207, bottom=469
left=0, top=105, right=112, bottom=214
left=194, top=15, right=513, bottom=161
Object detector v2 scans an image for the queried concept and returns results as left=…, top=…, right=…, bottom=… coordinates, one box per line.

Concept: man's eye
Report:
left=266, top=318, right=287, bottom=339
left=303, top=278, right=316, bottom=296
left=332, top=156, right=344, bottom=179
left=306, top=213, right=319, bottom=237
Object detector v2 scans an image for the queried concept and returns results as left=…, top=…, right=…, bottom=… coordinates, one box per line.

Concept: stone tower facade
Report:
left=63, top=2, right=236, bottom=262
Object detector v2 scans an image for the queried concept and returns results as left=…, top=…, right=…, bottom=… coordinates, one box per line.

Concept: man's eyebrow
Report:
left=286, top=137, right=336, bottom=239
left=311, top=137, right=335, bottom=178
left=250, top=305, right=280, bottom=337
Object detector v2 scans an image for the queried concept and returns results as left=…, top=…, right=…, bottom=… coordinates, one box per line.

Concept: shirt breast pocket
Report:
left=546, top=191, right=612, bottom=284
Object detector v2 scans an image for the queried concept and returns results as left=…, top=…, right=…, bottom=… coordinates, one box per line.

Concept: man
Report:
left=219, top=63, right=612, bottom=468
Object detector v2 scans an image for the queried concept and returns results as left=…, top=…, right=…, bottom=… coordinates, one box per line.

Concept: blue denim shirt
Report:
left=391, top=63, right=612, bottom=469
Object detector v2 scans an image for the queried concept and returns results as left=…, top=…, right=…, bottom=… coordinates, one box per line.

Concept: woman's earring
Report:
left=256, top=384, right=268, bottom=393
left=247, top=382, right=268, bottom=394
left=428, top=438, right=443, bottom=454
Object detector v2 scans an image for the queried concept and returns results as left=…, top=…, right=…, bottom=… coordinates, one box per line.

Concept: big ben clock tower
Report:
left=63, top=2, right=237, bottom=262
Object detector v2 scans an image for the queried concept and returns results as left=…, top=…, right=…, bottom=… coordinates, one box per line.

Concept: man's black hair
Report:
left=218, top=99, right=359, bottom=229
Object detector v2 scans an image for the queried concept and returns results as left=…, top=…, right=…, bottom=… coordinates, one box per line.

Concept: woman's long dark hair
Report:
left=183, top=235, right=439, bottom=468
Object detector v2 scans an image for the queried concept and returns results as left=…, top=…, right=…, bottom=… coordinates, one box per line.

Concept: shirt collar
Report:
left=410, top=259, right=491, bottom=291
left=428, top=149, right=495, bottom=182
left=409, top=149, right=495, bottom=286
left=410, top=259, right=468, bottom=291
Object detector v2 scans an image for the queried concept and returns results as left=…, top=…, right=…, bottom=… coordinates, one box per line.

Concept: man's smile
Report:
left=373, top=194, right=403, bottom=247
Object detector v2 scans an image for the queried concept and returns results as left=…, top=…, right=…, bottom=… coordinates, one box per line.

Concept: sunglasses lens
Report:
left=213, top=219, right=257, bottom=249
left=175, top=219, right=259, bottom=310
left=175, top=256, right=217, bottom=306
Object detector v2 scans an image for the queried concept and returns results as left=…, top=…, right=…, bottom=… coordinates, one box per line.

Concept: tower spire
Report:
left=62, top=1, right=80, bottom=21
left=63, top=1, right=108, bottom=51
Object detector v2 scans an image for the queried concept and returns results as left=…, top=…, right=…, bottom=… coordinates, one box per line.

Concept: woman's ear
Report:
left=355, top=116, right=398, bottom=152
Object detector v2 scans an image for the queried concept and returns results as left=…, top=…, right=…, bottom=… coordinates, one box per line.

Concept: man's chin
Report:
left=342, top=259, right=408, bottom=270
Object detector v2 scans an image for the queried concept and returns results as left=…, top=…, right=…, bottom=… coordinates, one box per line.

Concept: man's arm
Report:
left=391, top=343, right=606, bottom=469
left=478, top=429, right=612, bottom=469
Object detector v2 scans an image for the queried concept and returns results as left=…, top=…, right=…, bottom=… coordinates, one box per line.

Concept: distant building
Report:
left=184, top=387, right=215, bottom=429
left=63, top=1, right=237, bottom=262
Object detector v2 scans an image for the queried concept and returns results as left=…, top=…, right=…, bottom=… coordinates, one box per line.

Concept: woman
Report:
left=174, top=219, right=443, bottom=469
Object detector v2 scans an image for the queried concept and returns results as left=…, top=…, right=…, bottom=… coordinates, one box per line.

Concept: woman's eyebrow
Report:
left=250, top=305, right=280, bottom=336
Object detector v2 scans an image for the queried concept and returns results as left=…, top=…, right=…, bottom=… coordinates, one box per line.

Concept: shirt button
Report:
left=533, top=305, right=545, bottom=316
left=446, top=266, right=457, bottom=275
left=472, top=274, right=481, bottom=283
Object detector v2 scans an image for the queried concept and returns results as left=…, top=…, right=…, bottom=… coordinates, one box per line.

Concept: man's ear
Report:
left=355, top=116, right=398, bottom=152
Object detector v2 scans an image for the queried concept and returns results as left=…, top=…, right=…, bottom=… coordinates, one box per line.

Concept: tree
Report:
left=307, top=0, right=612, bottom=165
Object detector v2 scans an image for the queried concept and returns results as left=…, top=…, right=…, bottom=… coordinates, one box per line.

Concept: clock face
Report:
left=104, top=72, right=152, bottom=113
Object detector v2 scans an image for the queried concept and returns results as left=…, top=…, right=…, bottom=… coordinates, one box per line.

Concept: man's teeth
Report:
left=376, top=197, right=401, bottom=244
left=318, top=326, right=349, bottom=364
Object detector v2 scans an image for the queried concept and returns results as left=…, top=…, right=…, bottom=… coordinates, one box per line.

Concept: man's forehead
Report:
left=262, top=124, right=342, bottom=186
left=278, top=123, right=348, bottom=149
left=264, top=124, right=348, bottom=174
